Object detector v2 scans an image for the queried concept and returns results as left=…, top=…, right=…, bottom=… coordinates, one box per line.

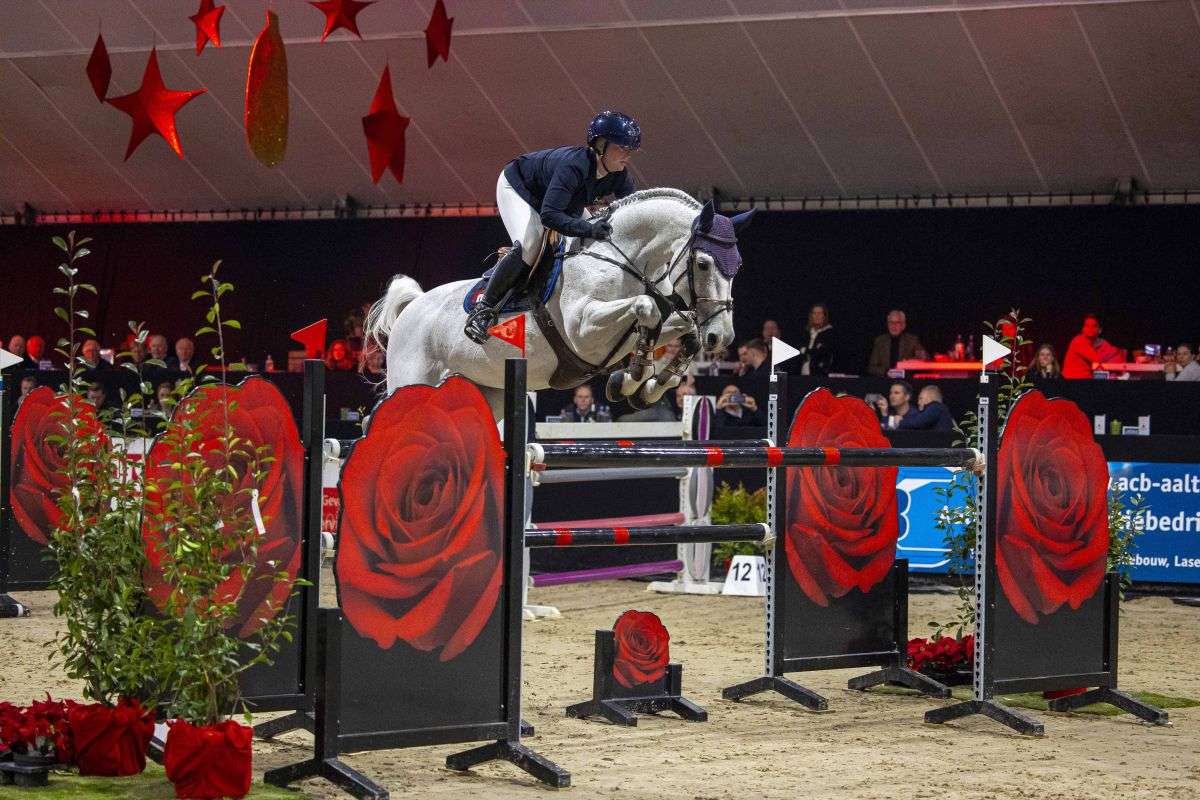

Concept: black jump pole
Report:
left=528, top=443, right=981, bottom=470
left=524, top=523, right=770, bottom=548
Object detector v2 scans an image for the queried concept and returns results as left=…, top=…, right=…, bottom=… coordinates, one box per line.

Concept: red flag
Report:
left=291, top=319, right=328, bottom=358
left=488, top=314, right=525, bottom=357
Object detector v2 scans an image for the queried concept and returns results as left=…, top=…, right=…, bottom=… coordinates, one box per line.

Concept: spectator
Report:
left=86, top=380, right=108, bottom=410
left=168, top=337, right=196, bottom=374
left=1032, top=344, right=1061, bottom=379
left=7, top=335, right=28, bottom=366
left=736, top=339, right=770, bottom=379
left=715, top=383, right=764, bottom=427
left=127, top=337, right=148, bottom=366
left=561, top=385, right=597, bottom=422
left=26, top=336, right=48, bottom=368
left=1166, top=342, right=1200, bottom=382
left=360, top=347, right=386, bottom=383
left=148, top=334, right=170, bottom=364
left=761, top=319, right=780, bottom=345
left=17, top=375, right=37, bottom=408
left=325, top=339, right=356, bottom=371
left=880, top=381, right=917, bottom=430
left=672, top=380, right=697, bottom=420
left=867, top=310, right=927, bottom=377
left=898, top=385, right=954, bottom=432
left=798, top=303, right=835, bottom=376
left=80, top=338, right=104, bottom=370
left=1062, top=314, right=1122, bottom=379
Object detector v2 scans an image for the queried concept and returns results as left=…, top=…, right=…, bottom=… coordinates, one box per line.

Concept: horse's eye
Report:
left=698, top=259, right=710, bottom=271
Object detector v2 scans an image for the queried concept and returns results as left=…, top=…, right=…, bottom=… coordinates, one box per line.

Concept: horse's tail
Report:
left=365, top=274, right=423, bottom=355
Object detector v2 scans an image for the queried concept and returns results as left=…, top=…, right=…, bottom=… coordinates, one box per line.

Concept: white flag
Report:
left=0, top=348, right=21, bottom=371
left=981, top=335, right=1012, bottom=369
left=771, top=337, right=801, bottom=374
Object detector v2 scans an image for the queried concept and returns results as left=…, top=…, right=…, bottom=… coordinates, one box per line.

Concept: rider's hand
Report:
left=588, top=220, right=613, bottom=241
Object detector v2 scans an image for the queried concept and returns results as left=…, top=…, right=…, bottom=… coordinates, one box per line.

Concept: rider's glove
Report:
left=588, top=220, right=613, bottom=241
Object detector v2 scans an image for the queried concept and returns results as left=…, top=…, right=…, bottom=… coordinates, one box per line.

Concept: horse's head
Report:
left=688, top=201, right=754, bottom=353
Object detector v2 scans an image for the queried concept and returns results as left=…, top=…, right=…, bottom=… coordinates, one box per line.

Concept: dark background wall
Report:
left=2, top=204, right=1198, bottom=369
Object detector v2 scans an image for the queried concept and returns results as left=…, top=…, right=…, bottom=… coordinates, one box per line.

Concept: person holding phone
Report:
left=715, top=384, right=764, bottom=427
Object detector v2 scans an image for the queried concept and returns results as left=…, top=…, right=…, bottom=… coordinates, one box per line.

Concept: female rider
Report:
left=464, top=110, right=642, bottom=343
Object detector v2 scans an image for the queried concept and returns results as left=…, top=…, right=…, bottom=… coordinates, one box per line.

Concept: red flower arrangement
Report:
left=69, top=698, right=155, bottom=776
left=164, top=719, right=253, bottom=800
left=907, top=635, right=974, bottom=680
left=0, top=696, right=80, bottom=762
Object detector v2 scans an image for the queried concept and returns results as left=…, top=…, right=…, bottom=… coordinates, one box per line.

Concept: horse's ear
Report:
left=731, top=208, right=756, bottom=235
left=693, top=200, right=715, bottom=234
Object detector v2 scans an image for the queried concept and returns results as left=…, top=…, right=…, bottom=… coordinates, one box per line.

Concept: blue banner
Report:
left=894, top=462, right=1200, bottom=584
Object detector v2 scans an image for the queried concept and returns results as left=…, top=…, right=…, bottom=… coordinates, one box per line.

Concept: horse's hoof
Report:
left=605, top=371, right=625, bottom=402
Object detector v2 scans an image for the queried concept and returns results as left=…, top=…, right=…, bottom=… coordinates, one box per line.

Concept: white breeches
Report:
left=497, top=171, right=547, bottom=267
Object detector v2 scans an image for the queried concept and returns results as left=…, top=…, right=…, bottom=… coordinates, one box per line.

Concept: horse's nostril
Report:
left=706, top=332, right=718, bottom=348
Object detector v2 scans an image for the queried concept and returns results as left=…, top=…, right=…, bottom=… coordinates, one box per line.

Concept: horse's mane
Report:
left=608, top=188, right=701, bottom=212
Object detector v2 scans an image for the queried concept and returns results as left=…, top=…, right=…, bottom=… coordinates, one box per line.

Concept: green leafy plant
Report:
left=145, top=261, right=300, bottom=726
left=1108, top=490, right=1150, bottom=596
left=710, top=482, right=767, bottom=565
left=46, top=232, right=157, bottom=706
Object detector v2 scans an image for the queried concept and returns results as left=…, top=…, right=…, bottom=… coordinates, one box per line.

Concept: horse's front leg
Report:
left=575, top=294, right=661, bottom=402
left=642, top=331, right=700, bottom=403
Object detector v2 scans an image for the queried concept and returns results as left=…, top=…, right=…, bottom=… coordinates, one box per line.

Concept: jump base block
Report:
left=847, top=665, right=951, bottom=698
left=924, top=699, right=1044, bottom=735
left=1047, top=687, right=1169, bottom=725
left=721, top=675, right=828, bottom=711
left=445, top=739, right=570, bottom=788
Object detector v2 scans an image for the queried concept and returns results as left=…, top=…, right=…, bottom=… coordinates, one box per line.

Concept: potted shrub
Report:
left=710, top=483, right=768, bottom=573
left=31, top=233, right=159, bottom=777
left=144, top=261, right=299, bottom=800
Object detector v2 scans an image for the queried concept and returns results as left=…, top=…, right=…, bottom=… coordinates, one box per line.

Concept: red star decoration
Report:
left=424, top=0, right=453, bottom=67
left=310, top=0, right=374, bottom=43
left=189, top=0, right=225, bottom=55
left=86, top=33, right=112, bottom=102
left=361, top=66, right=409, bottom=184
left=106, top=49, right=207, bottom=161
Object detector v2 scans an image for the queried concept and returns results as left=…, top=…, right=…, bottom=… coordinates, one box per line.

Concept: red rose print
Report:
left=11, top=387, right=109, bottom=545
left=142, top=378, right=303, bottom=638
left=784, top=389, right=898, bottom=606
left=996, top=390, right=1108, bottom=624
left=335, top=377, right=504, bottom=661
left=612, top=610, right=670, bottom=688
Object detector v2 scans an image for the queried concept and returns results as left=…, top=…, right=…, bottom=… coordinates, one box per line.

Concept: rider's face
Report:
left=600, top=140, right=633, bottom=172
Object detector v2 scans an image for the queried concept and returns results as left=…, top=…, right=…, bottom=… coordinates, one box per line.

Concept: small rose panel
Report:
left=612, top=610, right=670, bottom=689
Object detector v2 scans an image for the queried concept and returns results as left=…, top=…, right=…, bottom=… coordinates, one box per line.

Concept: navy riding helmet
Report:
left=587, top=110, right=642, bottom=152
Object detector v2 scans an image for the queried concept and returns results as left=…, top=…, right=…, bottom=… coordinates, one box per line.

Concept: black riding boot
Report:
left=465, top=242, right=527, bottom=344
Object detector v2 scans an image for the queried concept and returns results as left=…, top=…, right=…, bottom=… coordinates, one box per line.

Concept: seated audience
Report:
left=761, top=319, right=780, bottom=348
left=1062, top=314, right=1122, bottom=378
left=736, top=339, right=770, bottom=379
left=167, top=337, right=196, bottom=374
left=898, top=385, right=954, bottom=432
left=148, top=334, right=170, bottom=364
left=7, top=335, right=28, bottom=367
left=17, top=375, right=37, bottom=408
left=125, top=337, right=148, bottom=366
left=672, top=380, right=697, bottom=420
left=561, top=385, right=598, bottom=422
left=80, top=338, right=105, bottom=370
left=1032, top=343, right=1061, bottom=379
left=325, top=339, right=356, bottom=371
left=85, top=380, right=109, bottom=410
left=868, top=310, right=927, bottom=377
left=798, top=303, right=835, bottom=376
left=880, top=381, right=917, bottom=430
left=360, top=347, right=386, bottom=383
left=715, top=384, right=764, bottom=427
left=1166, top=342, right=1200, bottom=382
left=25, top=336, right=48, bottom=368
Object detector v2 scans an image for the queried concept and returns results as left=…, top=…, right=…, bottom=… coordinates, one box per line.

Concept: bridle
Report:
left=562, top=214, right=735, bottom=334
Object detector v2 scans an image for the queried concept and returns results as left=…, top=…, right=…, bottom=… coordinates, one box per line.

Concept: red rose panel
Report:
left=11, top=387, right=109, bottom=545
left=784, top=388, right=899, bottom=606
left=996, top=390, right=1109, bottom=625
left=612, top=610, right=670, bottom=689
left=142, top=378, right=304, bottom=639
left=335, top=377, right=504, bottom=661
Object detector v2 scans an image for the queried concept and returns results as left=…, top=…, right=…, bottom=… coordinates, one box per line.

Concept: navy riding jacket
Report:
left=503, top=146, right=635, bottom=238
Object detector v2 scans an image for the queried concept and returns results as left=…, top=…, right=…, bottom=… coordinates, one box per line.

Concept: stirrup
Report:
left=465, top=302, right=498, bottom=344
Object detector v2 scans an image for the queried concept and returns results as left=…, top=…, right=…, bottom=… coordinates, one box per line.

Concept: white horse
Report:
left=365, top=188, right=751, bottom=420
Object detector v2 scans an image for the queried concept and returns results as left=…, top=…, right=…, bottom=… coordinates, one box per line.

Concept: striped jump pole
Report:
left=528, top=442, right=981, bottom=471
left=525, top=523, right=771, bottom=548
